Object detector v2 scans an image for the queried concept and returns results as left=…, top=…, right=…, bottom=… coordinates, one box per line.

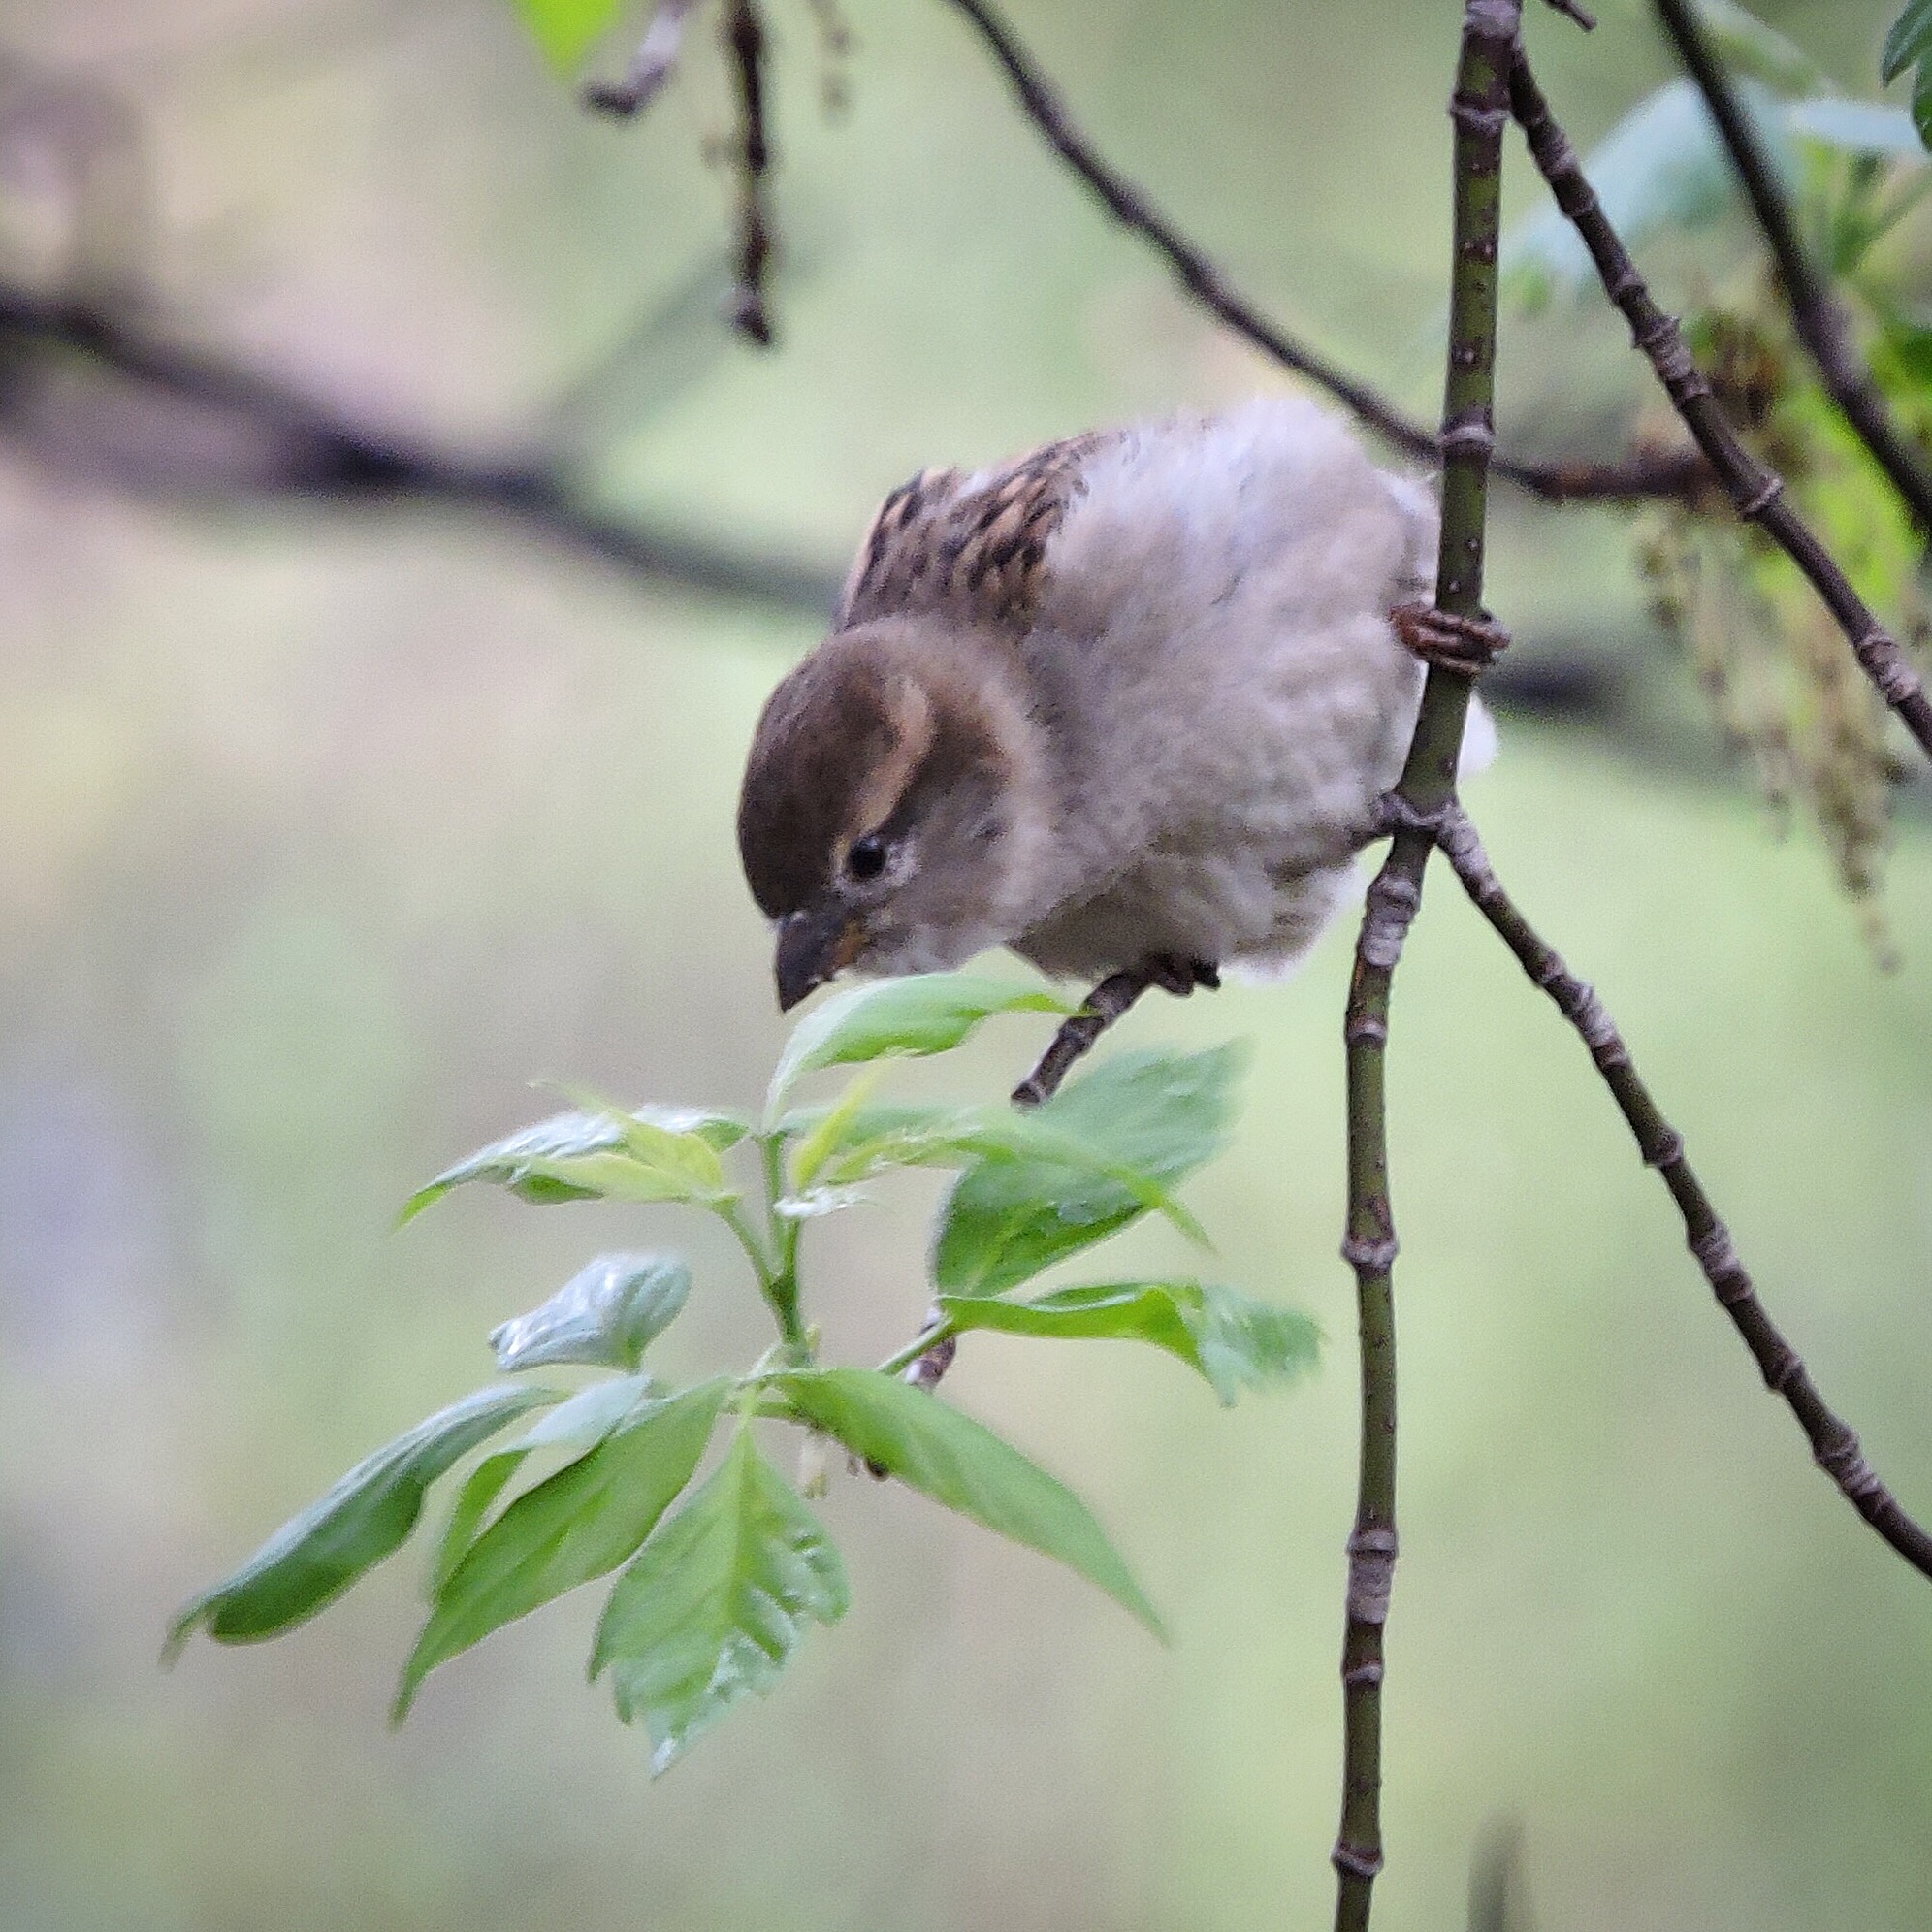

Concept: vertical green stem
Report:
left=723, top=1137, right=808, bottom=1355
left=1331, top=7, right=1518, bottom=1929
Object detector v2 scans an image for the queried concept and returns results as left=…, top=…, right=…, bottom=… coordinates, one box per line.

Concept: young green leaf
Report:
left=430, top=1373, right=656, bottom=1593
left=592, top=1425, right=849, bottom=1773
left=776, top=1367, right=1165, bottom=1640
left=786, top=1065, right=888, bottom=1192
left=554, top=1088, right=751, bottom=1155
left=166, top=1384, right=561, bottom=1658
left=933, top=1046, right=1244, bottom=1295
left=396, top=1379, right=731, bottom=1719
left=935, top=1282, right=1320, bottom=1406
left=511, top=0, right=628, bottom=73
left=402, top=1110, right=731, bottom=1221
left=489, top=1253, right=692, bottom=1373
left=766, top=972, right=1073, bottom=1112
left=777, top=1094, right=1206, bottom=1243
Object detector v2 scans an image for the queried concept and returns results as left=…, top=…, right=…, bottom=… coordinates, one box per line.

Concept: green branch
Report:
left=1331, top=5, right=1521, bottom=1928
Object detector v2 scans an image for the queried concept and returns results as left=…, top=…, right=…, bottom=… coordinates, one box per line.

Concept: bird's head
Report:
left=737, top=622, right=1049, bottom=1010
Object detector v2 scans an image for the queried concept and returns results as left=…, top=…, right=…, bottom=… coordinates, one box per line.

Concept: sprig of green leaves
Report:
left=171, top=972, right=1318, bottom=1771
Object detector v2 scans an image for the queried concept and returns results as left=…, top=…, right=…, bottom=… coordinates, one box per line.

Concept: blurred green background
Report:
left=1, top=0, right=1928, bottom=1927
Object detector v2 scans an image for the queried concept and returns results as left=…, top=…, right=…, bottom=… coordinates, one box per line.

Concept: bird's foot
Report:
left=1012, top=954, right=1222, bottom=1109
left=1391, top=599, right=1510, bottom=675
left=1144, top=952, right=1221, bottom=997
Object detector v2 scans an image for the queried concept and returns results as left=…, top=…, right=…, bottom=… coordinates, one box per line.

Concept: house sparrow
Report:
left=737, top=396, right=1490, bottom=1011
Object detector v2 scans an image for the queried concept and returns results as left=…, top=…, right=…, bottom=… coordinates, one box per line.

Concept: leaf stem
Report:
left=876, top=1321, right=959, bottom=1380
left=721, top=1168, right=808, bottom=1353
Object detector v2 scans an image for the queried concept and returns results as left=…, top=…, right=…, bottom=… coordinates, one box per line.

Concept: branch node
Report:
left=1358, top=870, right=1423, bottom=971
left=1448, top=96, right=1509, bottom=140
left=1690, top=1222, right=1746, bottom=1296
left=1341, top=1232, right=1400, bottom=1275
left=1333, top=1841, right=1386, bottom=1882
left=1863, top=638, right=1926, bottom=707
left=1737, top=473, right=1784, bottom=521
left=1345, top=1526, right=1400, bottom=1626
left=1440, top=412, right=1497, bottom=460
left=1817, top=1431, right=1884, bottom=1502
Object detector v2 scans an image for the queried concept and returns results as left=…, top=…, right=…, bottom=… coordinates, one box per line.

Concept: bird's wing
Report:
left=837, top=431, right=1116, bottom=635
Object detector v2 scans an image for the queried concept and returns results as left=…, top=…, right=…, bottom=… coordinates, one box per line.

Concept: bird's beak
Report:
left=774, top=902, right=865, bottom=1012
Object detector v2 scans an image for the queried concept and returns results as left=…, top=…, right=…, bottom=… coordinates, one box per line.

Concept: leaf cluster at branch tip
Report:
left=171, top=972, right=1317, bottom=1769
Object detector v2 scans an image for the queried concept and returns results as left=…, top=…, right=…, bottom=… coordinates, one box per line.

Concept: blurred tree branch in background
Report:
left=0, top=281, right=841, bottom=611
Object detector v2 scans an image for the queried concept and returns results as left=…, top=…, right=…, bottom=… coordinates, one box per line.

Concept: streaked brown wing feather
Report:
left=837, top=431, right=1114, bottom=635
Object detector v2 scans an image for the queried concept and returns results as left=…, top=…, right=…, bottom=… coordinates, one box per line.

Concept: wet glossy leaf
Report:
left=593, top=1426, right=848, bottom=1773
left=777, top=1368, right=1165, bottom=1639
left=402, top=1110, right=729, bottom=1221
left=510, top=0, right=628, bottom=72
left=936, top=1282, right=1320, bottom=1406
left=766, top=972, right=1072, bottom=1111
left=430, top=1373, right=655, bottom=1593
left=489, top=1253, right=691, bottom=1373
left=933, top=1046, right=1243, bottom=1295
left=396, top=1379, right=730, bottom=1719
left=166, top=1384, right=560, bottom=1657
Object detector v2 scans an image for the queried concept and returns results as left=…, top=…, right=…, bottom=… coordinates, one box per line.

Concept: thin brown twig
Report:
left=0, top=286, right=839, bottom=608
left=724, top=0, right=775, bottom=346
left=1507, top=48, right=1932, bottom=764
left=1399, top=793, right=1932, bottom=1583
left=583, top=0, right=698, bottom=118
left=1654, top=0, right=1932, bottom=534
left=936, top=0, right=1701, bottom=506
left=1009, top=959, right=1213, bottom=1108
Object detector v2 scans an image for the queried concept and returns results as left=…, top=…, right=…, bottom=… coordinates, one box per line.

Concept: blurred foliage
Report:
left=1884, top=0, right=1932, bottom=145
left=1506, top=22, right=1932, bottom=956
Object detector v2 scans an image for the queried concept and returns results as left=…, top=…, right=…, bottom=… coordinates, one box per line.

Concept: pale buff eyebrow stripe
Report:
left=845, top=676, right=934, bottom=845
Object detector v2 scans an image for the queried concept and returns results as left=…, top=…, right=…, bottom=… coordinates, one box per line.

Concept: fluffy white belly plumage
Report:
left=1007, top=397, right=1472, bottom=978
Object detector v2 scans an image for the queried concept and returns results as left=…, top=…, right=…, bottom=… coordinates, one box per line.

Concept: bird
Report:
left=737, top=395, right=1491, bottom=1014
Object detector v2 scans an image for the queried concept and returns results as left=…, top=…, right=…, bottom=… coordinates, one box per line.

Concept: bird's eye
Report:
left=846, top=834, right=888, bottom=882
